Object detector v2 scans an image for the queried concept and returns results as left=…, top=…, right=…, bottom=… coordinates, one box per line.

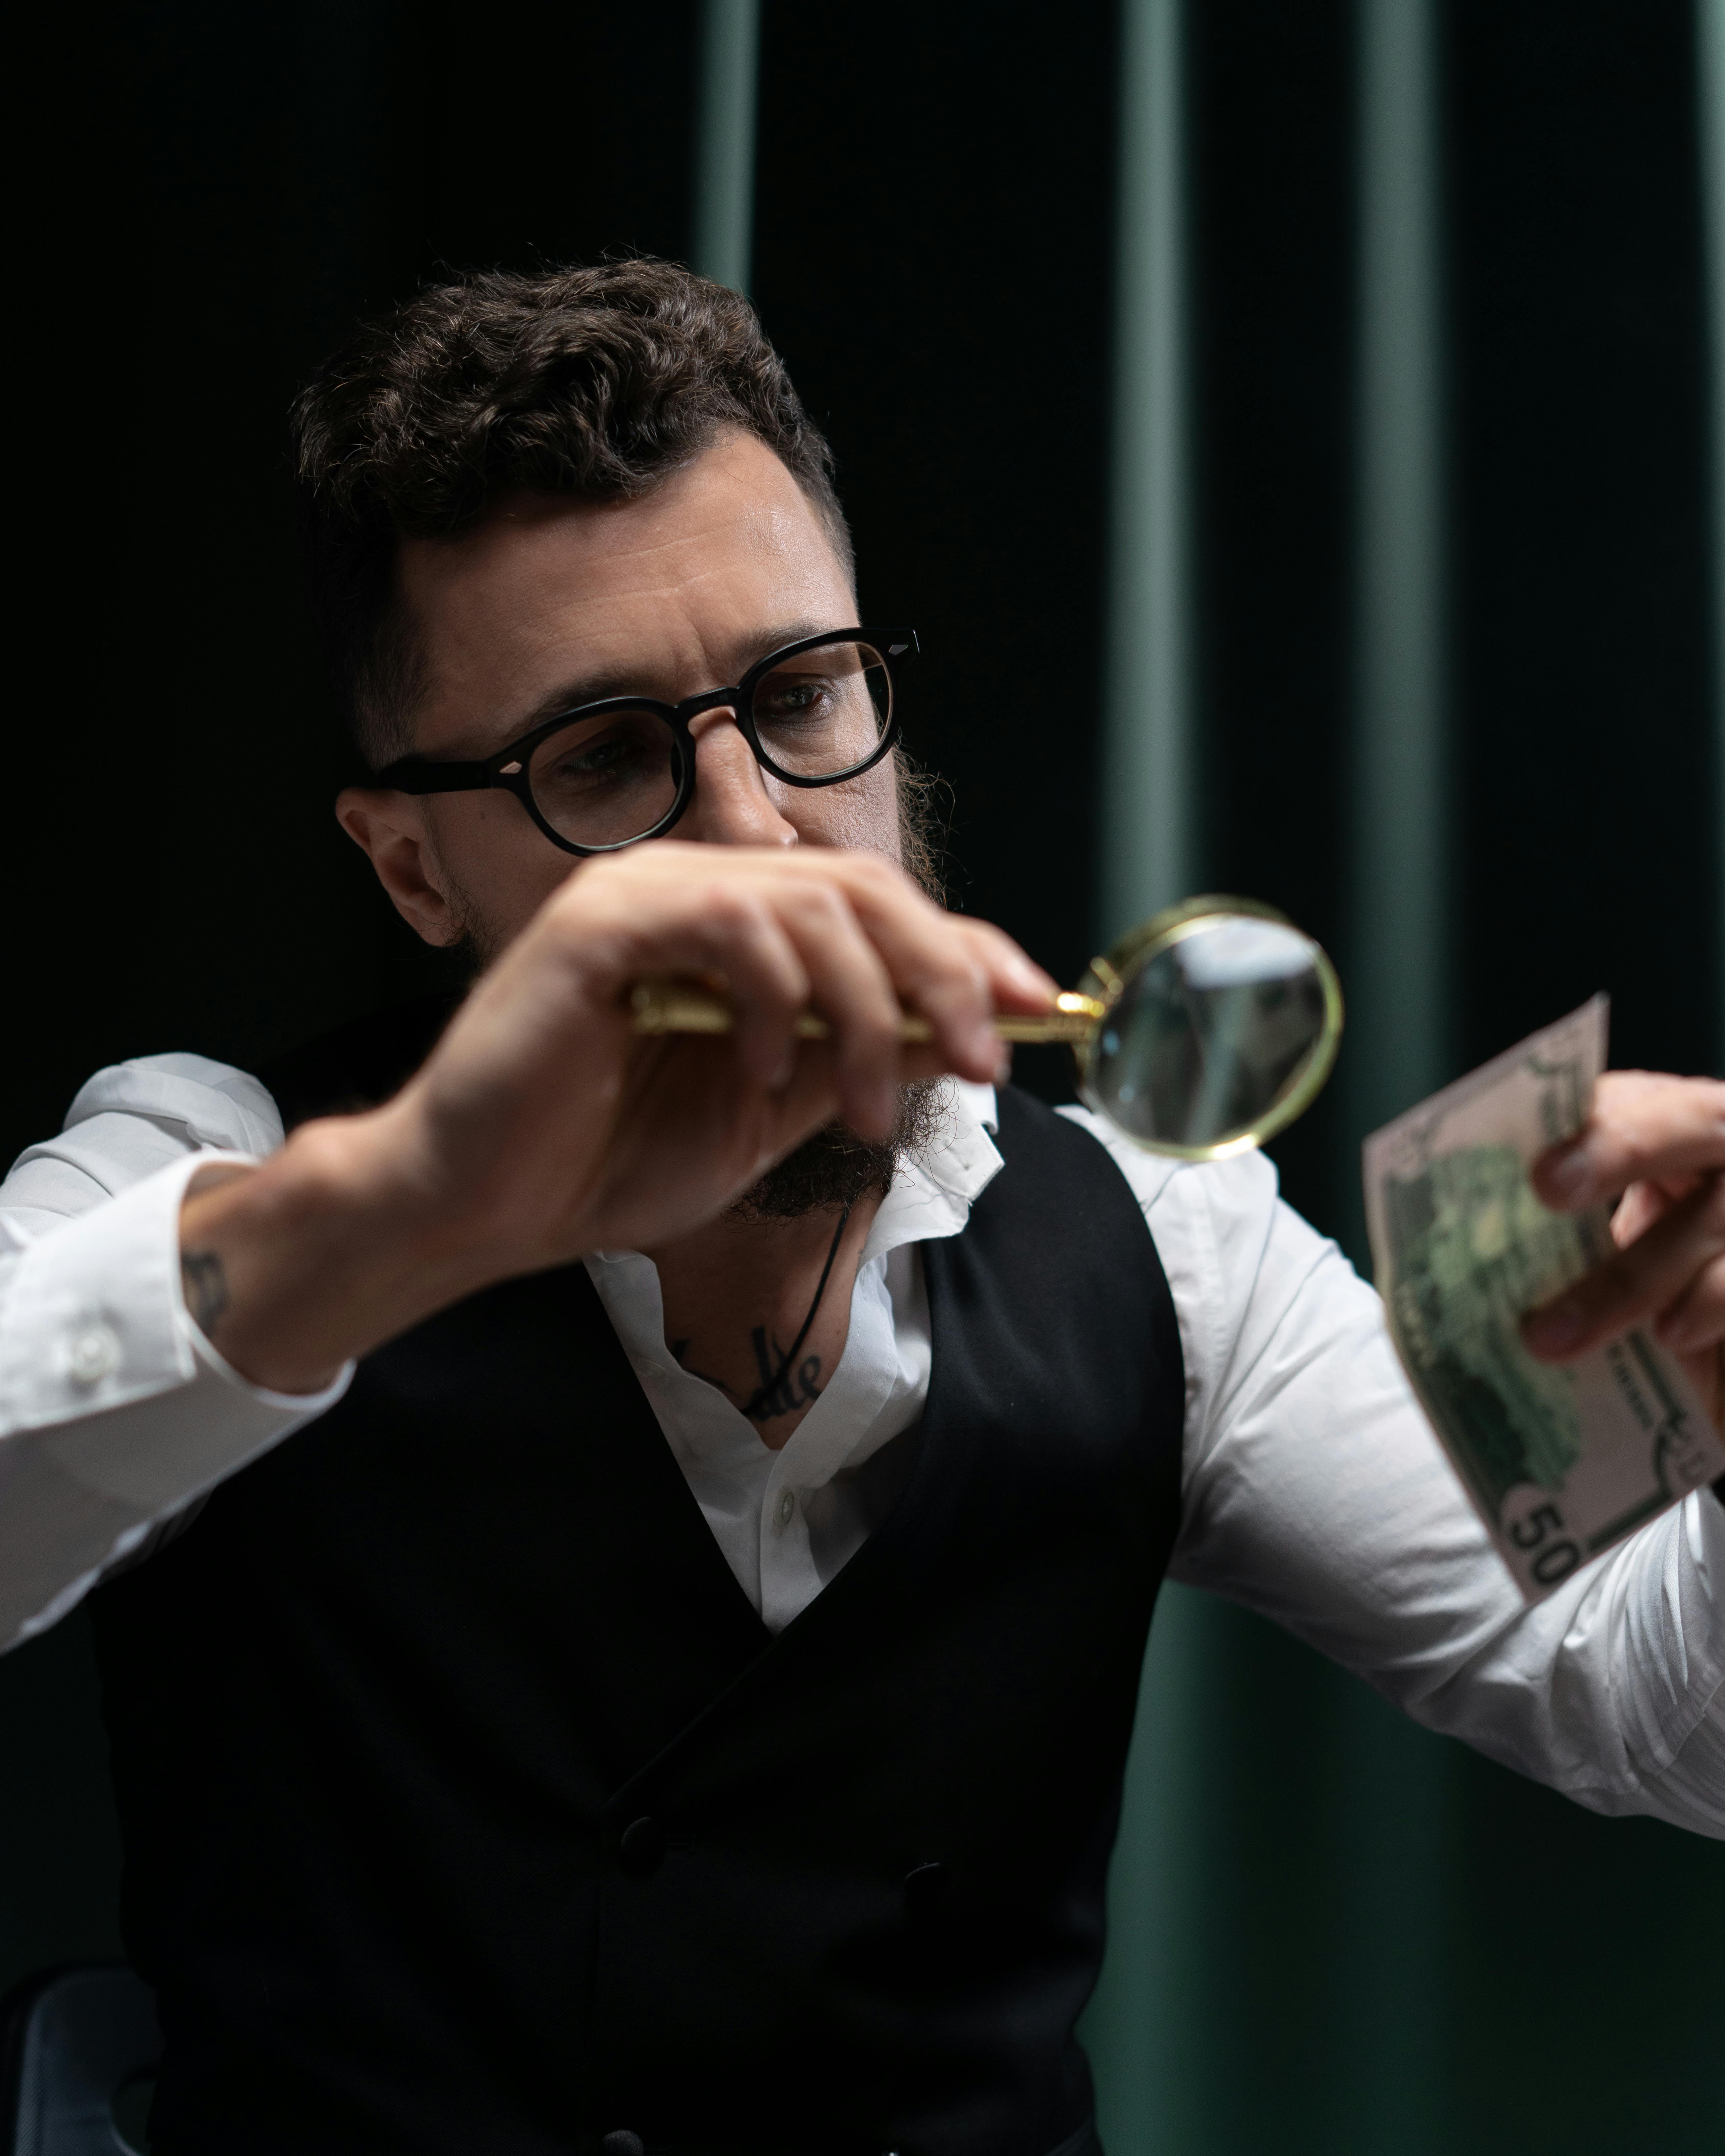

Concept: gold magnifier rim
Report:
left=1073, top=893, right=1346, bottom=1162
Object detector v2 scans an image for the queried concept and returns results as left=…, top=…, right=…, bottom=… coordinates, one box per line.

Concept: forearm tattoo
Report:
left=181, top=1248, right=230, bottom=1339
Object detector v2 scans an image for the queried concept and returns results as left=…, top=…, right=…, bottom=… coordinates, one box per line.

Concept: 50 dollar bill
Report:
left=1363, top=997, right=1724, bottom=1602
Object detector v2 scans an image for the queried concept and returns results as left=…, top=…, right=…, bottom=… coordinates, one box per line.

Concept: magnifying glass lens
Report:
left=1088, top=917, right=1330, bottom=1153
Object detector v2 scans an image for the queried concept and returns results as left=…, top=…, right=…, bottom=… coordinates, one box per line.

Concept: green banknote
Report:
left=1363, top=997, right=1724, bottom=1602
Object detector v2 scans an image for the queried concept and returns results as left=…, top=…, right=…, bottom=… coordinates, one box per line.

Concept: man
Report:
left=0, top=261, right=1720, bottom=2156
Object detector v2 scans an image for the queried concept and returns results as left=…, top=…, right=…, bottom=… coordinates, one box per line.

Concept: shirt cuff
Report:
left=0, top=1150, right=351, bottom=1509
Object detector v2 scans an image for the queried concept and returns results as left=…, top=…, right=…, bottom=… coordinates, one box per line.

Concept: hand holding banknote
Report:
left=1521, top=1067, right=1725, bottom=1424
left=1364, top=1001, right=1725, bottom=1601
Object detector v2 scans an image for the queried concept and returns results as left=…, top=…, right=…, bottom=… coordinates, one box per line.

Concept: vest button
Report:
left=600, top=2135, right=645, bottom=2156
left=903, top=1859, right=948, bottom=1918
left=618, top=1815, right=665, bottom=1877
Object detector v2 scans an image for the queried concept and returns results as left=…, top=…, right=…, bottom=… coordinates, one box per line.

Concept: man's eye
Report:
left=541, top=728, right=651, bottom=789
left=554, top=742, right=624, bottom=780
left=758, top=677, right=834, bottom=723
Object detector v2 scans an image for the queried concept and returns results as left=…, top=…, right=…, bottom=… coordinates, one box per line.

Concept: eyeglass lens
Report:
left=524, top=639, right=894, bottom=849
left=528, top=709, right=682, bottom=850
left=748, top=639, right=892, bottom=780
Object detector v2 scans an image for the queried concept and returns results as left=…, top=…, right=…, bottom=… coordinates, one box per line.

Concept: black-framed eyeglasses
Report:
left=377, top=626, right=918, bottom=856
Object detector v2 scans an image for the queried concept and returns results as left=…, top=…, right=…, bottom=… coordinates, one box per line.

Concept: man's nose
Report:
left=679, top=705, right=799, bottom=848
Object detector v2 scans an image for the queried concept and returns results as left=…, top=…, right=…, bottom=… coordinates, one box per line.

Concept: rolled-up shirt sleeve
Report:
left=1062, top=1106, right=1725, bottom=1839
left=1, top=1056, right=350, bottom=1650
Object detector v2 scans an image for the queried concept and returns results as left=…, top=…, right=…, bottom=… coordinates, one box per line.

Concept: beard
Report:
left=443, top=752, right=956, bottom=1220
left=729, top=1077, right=947, bottom=1218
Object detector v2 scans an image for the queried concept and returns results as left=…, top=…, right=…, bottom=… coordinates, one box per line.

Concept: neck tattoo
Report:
left=671, top=1204, right=854, bottom=1426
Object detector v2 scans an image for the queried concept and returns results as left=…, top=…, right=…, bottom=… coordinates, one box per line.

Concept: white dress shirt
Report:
left=1, top=1053, right=1720, bottom=1837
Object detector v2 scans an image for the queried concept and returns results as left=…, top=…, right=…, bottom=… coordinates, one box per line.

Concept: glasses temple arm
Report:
left=374, top=762, right=495, bottom=795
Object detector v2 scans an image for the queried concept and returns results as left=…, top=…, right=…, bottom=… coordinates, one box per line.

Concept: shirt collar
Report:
left=856, top=1078, right=1002, bottom=1268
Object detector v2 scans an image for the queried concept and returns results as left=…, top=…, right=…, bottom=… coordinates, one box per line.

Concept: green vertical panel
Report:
left=1348, top=0, right=1447, bottom=1167
left=692, top=0, right=760, bottom=293
left=1085, top=2, right=1213, bottom=2148
left=1329, top=4, right=1451, bottom=2153
left=1701, top=0, right=1725, bottom=1046
left=1320, top=1690, right=1451, bottom=2156
left=1082, top=1585, right=1219, bottom=2154
left=1101, top=0, right=1192, bottom=939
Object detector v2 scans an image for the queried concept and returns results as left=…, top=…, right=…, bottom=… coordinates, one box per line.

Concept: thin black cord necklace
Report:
left=740, top=1203, right=853, bottom=1422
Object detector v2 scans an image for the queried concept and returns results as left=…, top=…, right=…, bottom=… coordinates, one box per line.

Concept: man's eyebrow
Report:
left=510, top=663, right=648, bottom=731
left=500, top=619, right=842, bottom=740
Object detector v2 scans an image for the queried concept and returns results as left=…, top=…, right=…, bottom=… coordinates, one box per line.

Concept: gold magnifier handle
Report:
left=628, top=981, right=1105, bottom=1046
left=625, top=896, right=1342, bottom=1162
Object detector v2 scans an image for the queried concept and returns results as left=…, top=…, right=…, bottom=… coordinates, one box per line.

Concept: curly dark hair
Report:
left=290, top=260, right=853, bottom=768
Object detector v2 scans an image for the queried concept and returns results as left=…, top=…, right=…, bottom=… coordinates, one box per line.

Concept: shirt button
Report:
left=774, top=1488, right=796, bottom=1533
left=66, top=1323, right=120, bottom=1385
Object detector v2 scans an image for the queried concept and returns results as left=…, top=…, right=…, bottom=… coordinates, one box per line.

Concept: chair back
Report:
left=1, top=1967, right=161, bottom=2156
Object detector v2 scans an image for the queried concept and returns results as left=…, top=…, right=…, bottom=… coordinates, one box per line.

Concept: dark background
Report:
left=4, top=3, right=1722, bottom=2152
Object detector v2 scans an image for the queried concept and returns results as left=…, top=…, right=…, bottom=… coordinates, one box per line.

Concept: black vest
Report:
left=93, top=1001, right=1186, bottom=2156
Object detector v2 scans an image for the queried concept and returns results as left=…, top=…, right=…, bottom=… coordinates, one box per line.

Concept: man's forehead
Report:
left=398, top=432, right=849, bottom=693
left=393, top=434, right=854, bottom=757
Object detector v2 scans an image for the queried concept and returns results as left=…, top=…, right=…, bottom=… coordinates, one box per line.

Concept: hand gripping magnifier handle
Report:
left=625, top=895, right=1344, bottom=1162
left=628, top=981, right=1107, bottom=1045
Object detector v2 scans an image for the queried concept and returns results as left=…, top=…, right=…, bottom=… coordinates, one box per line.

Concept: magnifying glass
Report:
left=629, top=894, right=1343, bottom=1161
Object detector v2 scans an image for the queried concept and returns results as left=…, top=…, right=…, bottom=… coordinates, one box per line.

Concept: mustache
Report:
left=727, top=1081, right=947, bottom=1221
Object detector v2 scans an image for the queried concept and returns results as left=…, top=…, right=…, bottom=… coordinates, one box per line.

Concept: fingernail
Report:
left=1543, top=1145, right=1593, bottom=1206
left=1008, top=956, right=1054, bottom=998
left=1523, top=1299, right=1583, bottom=1354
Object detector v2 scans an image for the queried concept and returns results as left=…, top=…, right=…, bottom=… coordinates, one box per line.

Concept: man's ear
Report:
left=335, top=789, right=461, bottom=946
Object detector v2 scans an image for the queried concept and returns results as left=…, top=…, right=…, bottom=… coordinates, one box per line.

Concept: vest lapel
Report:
left=540, top=1264, right=775, bottom=1783
left=593, top=1197, right=989, bottom=1808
